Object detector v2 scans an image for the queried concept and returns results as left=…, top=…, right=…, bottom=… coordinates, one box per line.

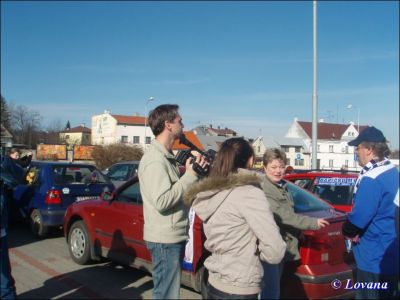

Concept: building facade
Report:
left=59, top=124, right=92, bottom=150
left=91, top=111, right=154, bottom=149
left=285, top=118, right=369, bottom=171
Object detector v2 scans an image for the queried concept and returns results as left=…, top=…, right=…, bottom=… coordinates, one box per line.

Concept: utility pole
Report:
left=312, top=0, right=318, bottom=169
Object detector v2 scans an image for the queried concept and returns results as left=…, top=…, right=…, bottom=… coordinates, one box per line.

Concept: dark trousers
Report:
left=1, top=235, right=16, bottom=300
left=206, top=282, right=258, bottom=299
left=355, top=268, right=399, bottom=299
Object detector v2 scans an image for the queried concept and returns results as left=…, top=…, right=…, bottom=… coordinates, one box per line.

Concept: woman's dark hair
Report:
left=148, top=104, right=179, bottom=136
left=209, top=137, right=254, bottom=178
left=10, top=148, right=22, bottom=155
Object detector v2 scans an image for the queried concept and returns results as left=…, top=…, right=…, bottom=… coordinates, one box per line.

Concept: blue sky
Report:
left=1, top=1, right=399, bottom=148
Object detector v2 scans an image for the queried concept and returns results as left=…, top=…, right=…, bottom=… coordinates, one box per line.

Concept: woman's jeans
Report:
left=260, top=261, right=284, bottom=299
left=1, top=235, right=16, bottom=300
left=207, top=282, right=258, bottom=299
left=146, top=241, right=185, bottom=299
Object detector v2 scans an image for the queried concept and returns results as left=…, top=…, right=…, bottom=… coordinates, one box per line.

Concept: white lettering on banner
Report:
left=317, top=177, right=356, bottom=186
left=183, top=208, right=196, bottom=269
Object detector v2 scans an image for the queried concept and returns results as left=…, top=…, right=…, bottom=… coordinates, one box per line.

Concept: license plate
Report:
left=345, top=239, right=352, bottom=253
left=76, top=196, right=98, bottom=202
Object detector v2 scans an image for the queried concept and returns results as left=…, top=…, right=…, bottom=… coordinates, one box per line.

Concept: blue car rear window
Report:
left=52, top=166, right=108, bottom=184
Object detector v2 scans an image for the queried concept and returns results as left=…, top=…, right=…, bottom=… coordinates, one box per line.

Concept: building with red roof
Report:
left=285, top=118, right=369, bottom=171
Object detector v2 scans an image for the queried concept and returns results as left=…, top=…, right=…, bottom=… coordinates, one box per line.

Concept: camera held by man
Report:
left=175, top=134, right=216, bottom=177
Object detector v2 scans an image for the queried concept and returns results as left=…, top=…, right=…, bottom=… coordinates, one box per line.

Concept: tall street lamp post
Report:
left=347, top=104, right=360, bottom=133
left=144, top=97, right=155, bottom=149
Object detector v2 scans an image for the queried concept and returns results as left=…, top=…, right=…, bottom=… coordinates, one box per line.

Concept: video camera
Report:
left=175, top=134, right=216, bottom=176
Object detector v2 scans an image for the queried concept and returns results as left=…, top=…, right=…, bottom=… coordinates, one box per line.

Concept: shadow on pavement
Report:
left=17, top=262, right=153, bottom=299
left=8, top=222, right=64, bottom=249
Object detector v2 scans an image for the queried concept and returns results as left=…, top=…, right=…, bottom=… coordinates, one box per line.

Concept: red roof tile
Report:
left=112, top=115, right=147, bottom=125
left=61, top=126, right=91, bottom=133
left=173, top=131, right=204, bottom=151
left=209, top=127, right=237, bottom=135
left=298, top=121, right=368, bottom=140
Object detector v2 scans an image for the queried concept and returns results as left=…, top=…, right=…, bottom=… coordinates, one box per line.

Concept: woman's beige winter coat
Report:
left=184, top=169, right=286, bottom=295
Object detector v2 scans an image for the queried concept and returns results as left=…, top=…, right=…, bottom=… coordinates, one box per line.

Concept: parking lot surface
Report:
left=8, top=224, right=201, bottom=299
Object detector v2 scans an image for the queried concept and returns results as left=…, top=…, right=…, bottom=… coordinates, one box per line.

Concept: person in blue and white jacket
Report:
left=342, top=126, right=399, bottom=299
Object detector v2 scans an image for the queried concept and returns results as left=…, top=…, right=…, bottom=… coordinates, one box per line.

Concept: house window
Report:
left=295, top=147, right=301, bottom=153
left=345, top=160, right=349, bottom=167
left=145, top=137, right=151, bottom=144
left=133, top=136, right=140, bottom=144
left=329, top=145, right=334, bottom=153
left=65, top=135, right=70, bottom=139
left=286, top=158, right=290, bottom=166
left=295, top=159, right=304, bottom=166
left=329, top=159, right=334, bottom=167
left=317, top=145, right=320, bottom=152
left=281, top=146, right=289, bottom=153
left=121, top=136, right=128, bottom=143
left=345, top=146, right=349, bottom=153
left=257, top=146, right=260, bottom=153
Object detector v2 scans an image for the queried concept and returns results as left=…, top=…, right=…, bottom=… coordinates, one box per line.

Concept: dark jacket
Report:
left=1, top=156, right=25, bottom=233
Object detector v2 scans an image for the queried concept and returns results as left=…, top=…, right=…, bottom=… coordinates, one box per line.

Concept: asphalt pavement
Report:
left=7, top=223, right=201, bottom=299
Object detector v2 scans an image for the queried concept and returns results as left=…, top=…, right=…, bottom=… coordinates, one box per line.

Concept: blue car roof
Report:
left=31, top=161, right=96, bottom=167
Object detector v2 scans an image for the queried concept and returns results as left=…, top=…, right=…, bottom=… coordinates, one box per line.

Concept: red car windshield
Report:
left=310, top=177, right=356, bottom=206
left=286, top=181, right=331, bottom=213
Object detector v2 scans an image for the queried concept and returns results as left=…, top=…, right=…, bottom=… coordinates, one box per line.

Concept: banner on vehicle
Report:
left=317, top=177, right=356, bottom=186
left=182, top=207, right=195, bottom=271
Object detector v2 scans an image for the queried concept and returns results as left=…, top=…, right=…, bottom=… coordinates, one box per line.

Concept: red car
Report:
left=64, top=174, right=355, bottom=299
left=284, top=171, right=358, bottom=213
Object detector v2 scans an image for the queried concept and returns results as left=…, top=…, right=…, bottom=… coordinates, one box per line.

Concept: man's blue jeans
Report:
left=1, top=235, right=16, bottom=300
left=146, top=241, right=185, bottom=299
left=260, top=260, right=284, bottom=299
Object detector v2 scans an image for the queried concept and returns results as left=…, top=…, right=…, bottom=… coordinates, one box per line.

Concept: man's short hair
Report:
left=361, top=142, right=391, bottom=161
left=148, top=104, right=180, bottom=137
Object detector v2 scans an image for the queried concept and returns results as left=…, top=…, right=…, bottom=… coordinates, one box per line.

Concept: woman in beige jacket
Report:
left=184, top=138, right=286, bottom=299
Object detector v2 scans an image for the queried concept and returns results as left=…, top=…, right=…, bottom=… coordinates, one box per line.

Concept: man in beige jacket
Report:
left=138, top=104, right=207, bottom=299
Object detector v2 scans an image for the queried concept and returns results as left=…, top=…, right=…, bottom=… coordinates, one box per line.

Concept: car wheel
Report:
left=68, top=221, right=92, bottom=265
left=30, top=209, right=49, bottom=238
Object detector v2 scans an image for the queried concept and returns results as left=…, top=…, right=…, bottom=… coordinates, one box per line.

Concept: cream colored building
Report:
left=59, top=124, right=91, bottom=149
left=285, top=118, right=369, bottom=171
left=91, top=110, right=154, bottom=149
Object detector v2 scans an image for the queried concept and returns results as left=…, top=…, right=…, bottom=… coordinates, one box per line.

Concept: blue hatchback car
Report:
left=13, top=161, right=114, bottom=238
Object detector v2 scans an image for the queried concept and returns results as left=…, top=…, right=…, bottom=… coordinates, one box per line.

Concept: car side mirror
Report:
left=101, top=191, right=113, bottom=202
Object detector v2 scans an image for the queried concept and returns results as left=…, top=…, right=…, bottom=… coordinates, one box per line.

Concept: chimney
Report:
left=80, top=123, right=85, bottom=127
left=209, top=124, right=212, bottom=128
left=318, top=118, right=324, bottom=123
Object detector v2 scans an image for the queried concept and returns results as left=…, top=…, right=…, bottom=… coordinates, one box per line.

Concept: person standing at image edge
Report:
left=342, top=126, right=399, bottom=299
